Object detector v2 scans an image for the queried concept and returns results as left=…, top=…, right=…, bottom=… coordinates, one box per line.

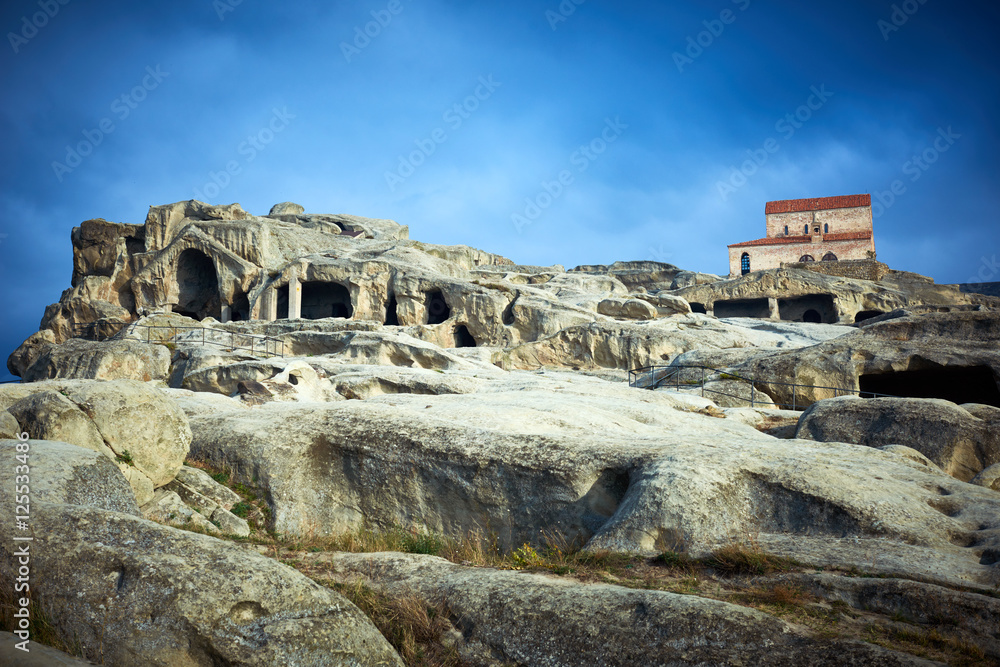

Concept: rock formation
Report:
left=4, top=199, right=1000, bottom=665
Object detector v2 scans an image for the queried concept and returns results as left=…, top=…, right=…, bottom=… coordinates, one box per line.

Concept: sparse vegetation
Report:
left=115, top=449, right=135, bottom=466
left=175, top=457, right=994, bottom=666
left=330, top=580, right=467, bottom=667
left=705, top=543, right=798, bottom=576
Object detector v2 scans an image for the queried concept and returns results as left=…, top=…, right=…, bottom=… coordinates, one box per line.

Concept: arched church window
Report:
left=824, top=223, right=829, bottom=234
left=822, top=252, right=838, bottom=262
left=741, top=253, right=751, bottom=275
left=799, top=254, right=815, bottom=262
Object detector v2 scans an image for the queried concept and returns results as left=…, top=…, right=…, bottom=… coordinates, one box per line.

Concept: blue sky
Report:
left=2, top=0, right=998, bottom=374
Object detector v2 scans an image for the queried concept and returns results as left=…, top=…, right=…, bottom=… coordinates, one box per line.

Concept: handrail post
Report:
left=792, top=384, right=796, bottom=411
left=701, top=367, right=705, bottom=398
left=750, top=374, right=755, bottom=408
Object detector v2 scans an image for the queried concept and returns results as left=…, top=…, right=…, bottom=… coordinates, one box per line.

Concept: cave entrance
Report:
left=859, top=366, right=1000, bottom=407
left=385, top=292, right=399, bottom=326
left=855, top=310, right=885, bottom=324
left=230, top=293, right=250, bottom=321
left=175, top=249, right=221, bottom=321
left=778, top=294, right=837, bottom=324
left=301, top=282, right=353, bottom=319
left=454, top=324, right=477, bottom=348
left=714, top=298, right=770, bottom=319
left=425, top=290, right=451, bottom=324
left=277, top=284, right=289, bottom=319
left=689, top=302, right=707, bottom=314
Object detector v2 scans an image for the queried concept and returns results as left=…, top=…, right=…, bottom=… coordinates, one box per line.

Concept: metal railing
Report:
left=72, top=322, right=284, bottom=358
left=627, top=364, right=895, bottom=411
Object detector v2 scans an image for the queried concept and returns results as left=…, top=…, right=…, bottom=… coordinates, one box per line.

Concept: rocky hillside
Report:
left=3, top=200, right=1000, bottom=666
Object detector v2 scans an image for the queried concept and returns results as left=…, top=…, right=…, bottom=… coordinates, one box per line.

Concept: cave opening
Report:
left=385, top=292, right=399, bottom=326
left=714, top=298, right=770, bottom=319
left=855, top=310, right=885, bottom=324
left=859, top=365, right=1000, bottom=407
left=425, top=290, right=451, bottom=324
left=301, top=282, right=353, bottom=320
left=689, top=302, right=707, bottom=314
left=175, top=248, right=221, bottom=321
left=277, top=284, right=289, bottom=319
left=231, top=293, right=250, bottom=321
left=454, top=324, right=477, bottom=348
left=778, top=294, right=837, bottom=324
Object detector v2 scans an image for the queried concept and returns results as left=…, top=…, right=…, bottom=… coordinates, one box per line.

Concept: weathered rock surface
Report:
left=325, top=551, right=934, bottom=667
left=0, top=631, right=96, bottom=665
left=0, top=410, right=22, bottom=439
left=187, top=371, right=1000, bottom=589
left=0, top=439, right=140, bottom=516
left=5, top=328, right=56, bottom=377
left=971, top=463, right=1000, bottom=492
left=732, top=310, right=1000, bottom=409
left=0, top=502, right=403, bottom=667
left=1, top=380, right=191, bottom=492
left=20, top=338, right=170, bottom=382
left=596, top=297, right=658, bottom=320
left=795, top=396, right=1000, bottom=481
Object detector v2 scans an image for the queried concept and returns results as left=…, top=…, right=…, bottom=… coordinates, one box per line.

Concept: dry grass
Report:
left=180, top=457, right=995, bottom=666
left=331, top=579, right=468, bottom=667
left=705, top=543, right=799, bottom=576
left=0, top=574, right=83, bottom=659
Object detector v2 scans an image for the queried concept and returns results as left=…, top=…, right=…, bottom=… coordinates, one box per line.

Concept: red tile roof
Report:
left=728, top=235, right=811, bottom=248
left=765, top=194, right=871, bottom=215
left=728, top=231, right=872, bottom=249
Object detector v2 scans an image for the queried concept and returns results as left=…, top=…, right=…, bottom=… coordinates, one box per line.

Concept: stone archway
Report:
left=175, top=248, right=221, bottom=320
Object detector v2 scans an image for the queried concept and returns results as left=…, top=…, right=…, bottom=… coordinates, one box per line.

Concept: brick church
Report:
left=727, top=194, right=876, bottom=277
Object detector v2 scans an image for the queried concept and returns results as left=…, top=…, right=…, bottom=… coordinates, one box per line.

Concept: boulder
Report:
left=0, top=502, right=403, bottom=666
left=0, top=439, right=139, bottom=516
left=21, top=338, right=169, bottom=382
left=0, top=410, right=20, bottom=439
left=172, top=465, right=242, bottom=509
left=327, top=552, right=931, bottom=667
left=669, top=271, right=721, bottom=290
left=268, top=201, right=305, bottom=215
left=7, top=390, right=116, bottom=460
left=636, top=292, right=693, bottom=315
left=971, top=463, right=1000, bottom=492
left=140, top=489, right=220, bottom=534
left=6, top=328, right=56, bottom=377
left=795, top=396, right=1000, bottom=481
left=60, top=380, right=192, bottom=487
left=597, top=297, right=658, bottom=320
left=3, top=380, right=191, bottom=490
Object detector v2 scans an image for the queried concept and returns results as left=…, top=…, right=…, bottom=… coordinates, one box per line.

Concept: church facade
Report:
left=728, top=194, right=876, bottom=277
